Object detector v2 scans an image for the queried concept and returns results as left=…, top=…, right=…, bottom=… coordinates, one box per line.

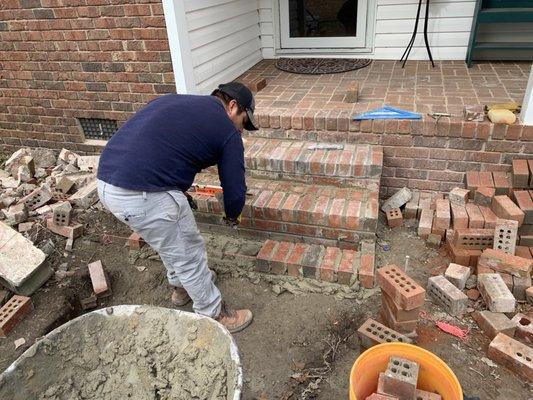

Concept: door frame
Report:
left=279, top=0, right=368, bottom=49
left=273, top=0, right=376, bottom=55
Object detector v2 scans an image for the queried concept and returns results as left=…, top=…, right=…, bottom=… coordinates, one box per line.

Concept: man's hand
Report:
left=185, top=192, right=198, bottom=210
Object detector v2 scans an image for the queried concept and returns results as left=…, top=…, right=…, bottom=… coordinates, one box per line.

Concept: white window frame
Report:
left=279, top=0, right=369, bottom=49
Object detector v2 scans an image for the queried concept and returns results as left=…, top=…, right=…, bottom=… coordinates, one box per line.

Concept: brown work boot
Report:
left=171, top=269, right=217, bottom=306
left=215, top=301, right=253, bottom=333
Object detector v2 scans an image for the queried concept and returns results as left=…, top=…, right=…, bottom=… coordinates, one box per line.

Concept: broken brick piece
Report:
left=511, top=313, right=533, bottom=344
left=512, top=159, right=530, bottom=189
left=473, top=310, right=517, bottom=339
left=426, top=233, right=441, bottom=248
left=491, top=195, right=525, bottom=226
left=488, top=333, right=533, bottom=382
left=0, top=295, right=33, bottom=337
left=69, top=180, right=98, bottom=209
left=448, top=187, right=469, bottom=205
left=377, top=265, right=425, bottom=310
left=444, top=263, right=471, bottom=290
left=88, top=260, right=111, bottom=298
left=46, top=218, right=83, bottom=239
left=474, top=187, right=495, bottom=207
left=415, top=389, right=442, bottom=400
left=55, top=176, right=74, bottom=194
left=345, top=81, right=359, bottom=103
left=127, top=232, right=145, bottom=250
left=477, top=273, right=516, bottom=313
left=357, top=318, right=412, bottom=349
left=51, top=201, right=72, bottom=227
left=18, top=186, right=52, bottom=211
left=427, top=275, right=468, bottom=316
left=385, top=207, right=403, bottom=228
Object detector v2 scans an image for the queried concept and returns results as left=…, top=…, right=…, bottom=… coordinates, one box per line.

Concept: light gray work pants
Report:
left=97, top=180, right=222, bottom=317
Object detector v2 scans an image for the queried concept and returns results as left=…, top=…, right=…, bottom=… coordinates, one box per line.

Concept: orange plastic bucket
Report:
left=349, top=343, right=463, bottom=400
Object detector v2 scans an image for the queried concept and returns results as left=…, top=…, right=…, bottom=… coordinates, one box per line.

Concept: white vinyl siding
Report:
left=258, top=0, right=533, bottom=60
left=184, top=0, right=262, bottom=94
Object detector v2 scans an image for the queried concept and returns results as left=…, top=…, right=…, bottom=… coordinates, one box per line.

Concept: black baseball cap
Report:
left=213, top=82, right=258, bottom=131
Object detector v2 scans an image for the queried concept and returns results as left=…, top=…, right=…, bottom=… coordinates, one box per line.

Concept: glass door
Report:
left=280, top=0, right=367, bottom=49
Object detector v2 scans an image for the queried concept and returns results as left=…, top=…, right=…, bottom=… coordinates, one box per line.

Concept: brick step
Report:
left=243, top=128, right=381, bottom=146
left=241, top=137, right=382, bottom=189
left=254, top=238, right=376, bottom=287
left=190, top=174, right=379, bottom=246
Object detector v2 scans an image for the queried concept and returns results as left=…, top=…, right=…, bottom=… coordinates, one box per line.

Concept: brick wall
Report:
left=0, top=0, right=174, bottom=153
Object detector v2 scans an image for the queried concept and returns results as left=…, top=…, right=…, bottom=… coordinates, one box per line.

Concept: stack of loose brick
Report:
left=189, top=137, right=383, bottom=287
left=377, top=265, right=425, bottom=334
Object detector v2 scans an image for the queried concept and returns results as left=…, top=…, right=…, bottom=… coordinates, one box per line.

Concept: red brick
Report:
left=385, top=207, right=403, bottom=228
left=328, top=198, right=345, bottom=228
left=301, top=244, right=324, bottom=279
left=511, top=313, right=533, bottom=344
left=491, top=195, right=525, bottom=226
left=319, top=246, right=341, bottom=282
left=418, top=209, right=434, bottom=239
left=478, top=206, right=497, bottom=229
left=479, top=171, right=494, bottom=188
left=415, top=389, right=442, bottom=400
left=256, top=239, right=278, bottom=272
left=309, top=196, right=330, bottom=226
left=465, top=171, right=480, bottom=198
left=365, top=394, right=398, bottom=400
left=295, top=194, right=315, bottom=224
left=516, top=246, right=533, bottom=259
left=337, top=249, right=357, bottom=285
left=251, top=190, right=274, bottom=219
left=529, top=160, right=533, bottom=187
left=377, top=264, right=425, bottom=310
left=478, top=248, right=533, bottom=278
left=344, top=200, right=361, bottom=229
left=357, top=318, right=412, bottom=349
left=512, top=159, right=529, bottom=188
left=0, top=295, right=33, bottom=337
left=493, top=218, right=518, bottom=255
left=286, top=243, right=309, bottom=277
left=488, top=333, right=533, bottom=382
left=434, top=198, right=450, bottom=230
left=474, top=186, right=495, bottom=207
left=477, top=273, right=516, bottom=313
left=453, top=228, right=494, bottom=249
left=359, top=241, right=375, bottom=288
left=127, top=232, right=145, bottom=250
left=381, top=292, right=420, bottom=322
left=463, top=203, right=482, bottom=228
left=263, top=191, right=286, bottom=221
left=512, top=190, right=533, bottom=224
left=450, top=203, right=469, bottom=229
left=492, top=172, right=511, bottom=196
left=473, top=311, right=516, bottom=339
left=379, top=307, right=417, bottom=334
left=88, top=260, right=111, bottom=298
left=269, top=241, right=294, bottom=275
left=46, top=218, right=83, bottom=239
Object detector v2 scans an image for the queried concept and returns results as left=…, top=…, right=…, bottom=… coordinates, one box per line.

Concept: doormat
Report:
left=275, top=58, right=371, bottom=74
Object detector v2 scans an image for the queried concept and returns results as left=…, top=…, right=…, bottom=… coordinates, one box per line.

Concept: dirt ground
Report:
left=1, top=210, right=533, bottom=400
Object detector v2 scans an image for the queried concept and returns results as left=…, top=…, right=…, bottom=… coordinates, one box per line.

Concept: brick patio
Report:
left=241, top=59, right=530, bottom=116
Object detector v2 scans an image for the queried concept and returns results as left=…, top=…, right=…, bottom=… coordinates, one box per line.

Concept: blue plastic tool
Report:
left=353, top=106, right=422, bottom=120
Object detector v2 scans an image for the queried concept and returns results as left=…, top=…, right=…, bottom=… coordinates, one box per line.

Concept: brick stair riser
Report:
left=254, top=239, right=376, bottom=285
left=242, top=138, right=383, bottom=179
left=198, top=222, right=374, bottom=251
left=195, top=213, right=376, bottom=248
left=193, top=190, right=377, bottom=230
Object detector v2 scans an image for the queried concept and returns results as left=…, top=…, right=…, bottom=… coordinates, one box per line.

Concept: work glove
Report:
left=184, top=192, right=198, bottom=211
